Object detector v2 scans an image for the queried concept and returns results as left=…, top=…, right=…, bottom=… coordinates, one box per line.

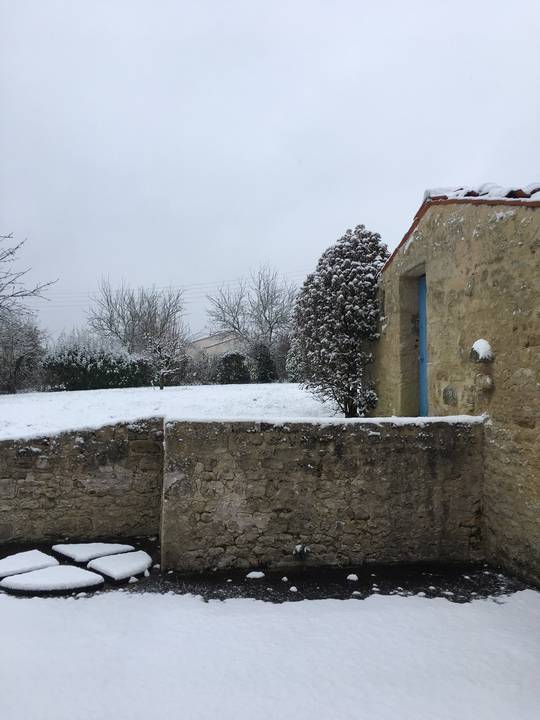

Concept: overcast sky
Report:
left=1, top=0, right=539, bottom=337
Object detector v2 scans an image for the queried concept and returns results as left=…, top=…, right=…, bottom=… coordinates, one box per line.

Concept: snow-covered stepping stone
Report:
left=52, top=542, right=134, bottom=563
left=246, top=571, right=265, bottom=579
left=0, top=550, right=58, bottom=578
left=87, top=550, right=152, bottom=580
left=0, top=565, right=104, bottom=592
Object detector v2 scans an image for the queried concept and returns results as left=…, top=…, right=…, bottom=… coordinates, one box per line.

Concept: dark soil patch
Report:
left=150, top=561, right=529, bottom=604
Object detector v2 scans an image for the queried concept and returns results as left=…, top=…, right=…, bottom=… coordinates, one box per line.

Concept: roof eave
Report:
left=382, top=197, right=540, bottom=272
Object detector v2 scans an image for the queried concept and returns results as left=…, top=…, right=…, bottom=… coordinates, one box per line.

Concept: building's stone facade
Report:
left=374, top=201, right=540, bottom=584
left=0, top=418, right=163, bottom=543
left=161, top=419, right=484, bottom=572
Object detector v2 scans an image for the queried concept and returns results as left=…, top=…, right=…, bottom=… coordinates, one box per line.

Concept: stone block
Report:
left=0, top=478, right=16, bottom=498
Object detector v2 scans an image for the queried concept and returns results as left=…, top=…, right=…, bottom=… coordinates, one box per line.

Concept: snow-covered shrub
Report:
left=289, top=224, right=388, bottom=417
left=184, top=352, right=220, bottom=385
left=43, top=343, right=152, bottom=391
left=216, top=352, right=251, bottom=385
left=247, top=342, right=277, bottom=383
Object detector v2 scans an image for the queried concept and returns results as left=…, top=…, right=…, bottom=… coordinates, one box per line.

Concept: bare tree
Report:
left=0, top=234, right=55, bottom=320
left=207, top=281, right=250, bottom=340
left=53, top=326, right=117, bottom=354
left=88, top=279, right=188, bottom=356
left=0, top=314, right=46, bottom=393
left=88, top=280, right=189, bottom=388
left=207, top=266, right=296, bottom=348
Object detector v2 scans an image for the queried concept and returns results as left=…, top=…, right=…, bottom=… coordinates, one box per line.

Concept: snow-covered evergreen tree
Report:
left=290, top=225, right=388, bottom=417
left=284, top=345, right=302, bottom=382
left=248, top=342, right=278, bottom=383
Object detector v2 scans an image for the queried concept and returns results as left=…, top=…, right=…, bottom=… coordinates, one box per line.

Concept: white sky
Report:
left=1, top=0, right=539, bottom=337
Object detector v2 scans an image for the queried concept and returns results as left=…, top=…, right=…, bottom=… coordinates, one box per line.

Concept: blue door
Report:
left=418, top=275, right=428, bottom=415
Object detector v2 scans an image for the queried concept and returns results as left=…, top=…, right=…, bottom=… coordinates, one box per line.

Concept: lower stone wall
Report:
left=161, top=420, right=484, bottom=572
left=483, top=421, right=540, bottom=586
left=0, top=418, right=164, bottom=543
left=4, top=413, right=536, bottom=585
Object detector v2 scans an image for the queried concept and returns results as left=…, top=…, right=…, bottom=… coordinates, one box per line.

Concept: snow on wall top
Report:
left=424, top=182, right=540, bottom=203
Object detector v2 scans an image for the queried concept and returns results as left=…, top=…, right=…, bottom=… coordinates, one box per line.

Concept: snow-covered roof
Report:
left=424, top=182, right=540, bottom=203
left=383, top=182, right=540, bottom=270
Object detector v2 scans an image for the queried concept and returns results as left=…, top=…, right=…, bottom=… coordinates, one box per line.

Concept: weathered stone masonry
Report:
left=161, top=420, right=484, bottom=572
left=374, top=202, right=540, bottom=586
left=0, top=418, right=163, bottom=543
left=1, top=413, right=536, bottom=585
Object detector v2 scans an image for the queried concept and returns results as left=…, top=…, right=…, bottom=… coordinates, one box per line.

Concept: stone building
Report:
left=373, top=182, right=540, bottom=582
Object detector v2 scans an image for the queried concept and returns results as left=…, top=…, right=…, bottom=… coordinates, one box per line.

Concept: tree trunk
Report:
left=7, top=373, right=17, bottom=394
left=343, top=397, right=358, bottom=418
left=9, top=357, right=24, bottom=394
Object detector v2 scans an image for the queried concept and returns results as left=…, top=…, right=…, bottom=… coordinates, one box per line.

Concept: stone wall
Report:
left=484, top=422, right=540, bottom=586
left=0, top=418, right=164, bottom=543
left=374, top=201, right=540, bottom=584
left=161, top=419, right=484, bottom=572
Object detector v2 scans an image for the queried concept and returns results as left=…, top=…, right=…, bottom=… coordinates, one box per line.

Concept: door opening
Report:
left=418, top=274, right=428, bottom=416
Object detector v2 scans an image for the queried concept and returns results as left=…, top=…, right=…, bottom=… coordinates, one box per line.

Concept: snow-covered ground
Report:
left=0, top=383, right=484, bottom=441
left=0, top=383, right=335, bottom=440
left=0, top=590, right=538, bottom=720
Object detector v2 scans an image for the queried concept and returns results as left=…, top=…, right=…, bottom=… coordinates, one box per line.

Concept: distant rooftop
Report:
left=424, top=182, right=540, bottom=203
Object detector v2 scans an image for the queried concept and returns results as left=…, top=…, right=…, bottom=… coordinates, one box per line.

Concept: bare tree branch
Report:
left=207, top=266, right=296, bottom=348
left=0, top=234, right=56, bottom=320
left=88, top=279, right=189, bottom=357
left=0, top=313, right=46, bottom=393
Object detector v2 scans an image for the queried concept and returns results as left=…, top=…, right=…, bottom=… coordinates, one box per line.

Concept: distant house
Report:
left=186, top=331, right=244, bottom=359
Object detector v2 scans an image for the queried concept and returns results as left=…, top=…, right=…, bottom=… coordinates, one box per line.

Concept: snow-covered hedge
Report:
left=43, top=346, right=152, bottom=391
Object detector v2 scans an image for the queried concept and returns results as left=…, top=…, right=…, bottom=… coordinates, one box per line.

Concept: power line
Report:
left=28, top=269, right=312, bottom=308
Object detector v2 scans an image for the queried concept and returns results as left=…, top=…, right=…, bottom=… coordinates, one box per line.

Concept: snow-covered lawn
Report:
left=0, top=590, right=538, bottom=720
left=0, top=383, right=335, bottom=441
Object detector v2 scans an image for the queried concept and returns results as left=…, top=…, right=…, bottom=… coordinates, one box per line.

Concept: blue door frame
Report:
left=418, top=275, right=428, bottom=416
